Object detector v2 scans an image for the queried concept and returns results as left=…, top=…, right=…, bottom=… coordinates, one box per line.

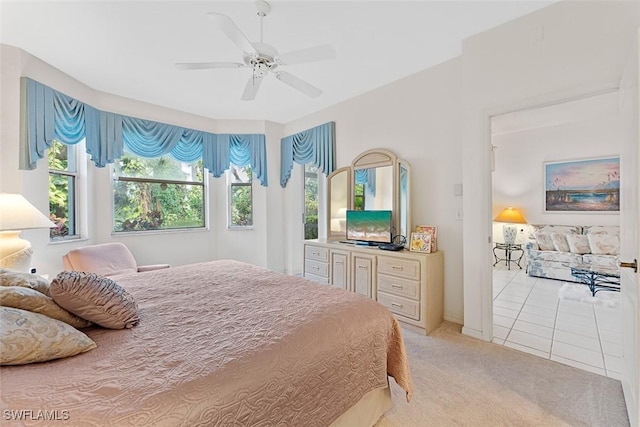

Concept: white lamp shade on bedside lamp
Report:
left=0, top=193, right=55, bottom=272
left=493, top=207, right=527, bottom=244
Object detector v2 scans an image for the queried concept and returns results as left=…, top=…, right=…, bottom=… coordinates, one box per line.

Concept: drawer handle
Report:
left=391, top=302, right=403, bottom=308
left=312, top=252, right=320, bottom=256
left=335, top=261, right=344, bottom=264
left=312, top=266, right=319, bottom=271
left=391, top=266, right=404, bottom=271
left=358, top=265, right=367, bottom=270
left=391, top=284, right=403, bottom=289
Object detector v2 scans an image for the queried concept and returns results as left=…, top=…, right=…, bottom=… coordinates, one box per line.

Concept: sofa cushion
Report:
left=551, top=233, right=570, bottom=252
left=587, top=234, right=620, bottom=255
left=534, top=232, right=555, bottom=251
left=582, top=254, right=619, bottom=269
left=583, top=226, right=620, bottom=236
left=566, top=234, right=591, bottom=254
left=528, top=250, right=583, bottom=264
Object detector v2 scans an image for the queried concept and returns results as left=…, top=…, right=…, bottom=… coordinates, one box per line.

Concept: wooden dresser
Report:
left=303, top=240, right=444, bottom=335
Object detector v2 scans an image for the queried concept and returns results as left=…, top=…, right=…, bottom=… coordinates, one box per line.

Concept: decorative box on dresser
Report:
left=303, top=239, right=444, bottom=335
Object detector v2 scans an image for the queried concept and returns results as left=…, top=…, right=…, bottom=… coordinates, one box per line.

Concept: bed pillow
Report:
left=551, top=233, right=570, bottom=252
left=0, top=268, right=51, bottom=296
left=0, top=306, right=96, bottom=365
left=0, top=286, right=92, bottom=329
left=50, top=271, right=139, bottom=329
left=588, top=233, right=620, bottom=255
left=566, top=234, right=591, bottom=254
left=533, top=232, right=555, bottom=251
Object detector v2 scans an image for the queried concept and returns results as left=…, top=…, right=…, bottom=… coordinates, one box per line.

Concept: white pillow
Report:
left=566, top=234, right=591, bottom=254
left=551, top=233, right=570, bottom=252
left=0, top=307, right=96, bottom=365
left=587, top=234, right=620, bottom=255
left=534, top=232, right=555, bottom=251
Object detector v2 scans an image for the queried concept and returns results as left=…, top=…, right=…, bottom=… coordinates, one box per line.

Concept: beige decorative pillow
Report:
left=588, top=234, right=620, bottom=255
left=534, top=232, right=555, bottom=251
left=0, top=286, right=91, bottom=329
left=551, top=233, right=570, bottom=252
left=0, top=306, right=96, bottom=365
left=50, top=271, right=139, bottom=329
left=0, top=268, right=51, bottom=296
left=566, top=234, right=591, bottom=254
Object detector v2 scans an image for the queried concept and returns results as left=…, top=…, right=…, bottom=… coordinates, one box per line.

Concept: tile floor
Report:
left=492, top=264, right=622, bottom=379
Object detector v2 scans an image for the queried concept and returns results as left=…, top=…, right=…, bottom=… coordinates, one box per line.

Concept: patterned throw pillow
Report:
left=0, top=286, right=91, bottom=329
left=566, top=234, right=591, bottom=254
left=587, top=234, right=620, bottom=255
left=50, top=271, right=139, bottom=329
left=0, top=307, right=96, bottom=365
left=534, top=232, right=555, bottom=251
left=550, top=233, right=570, bottom=252
left=0, top=268, right=51, bottom=296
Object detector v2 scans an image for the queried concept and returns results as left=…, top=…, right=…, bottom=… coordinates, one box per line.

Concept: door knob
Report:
left=619, top=259, right=638, bottom=273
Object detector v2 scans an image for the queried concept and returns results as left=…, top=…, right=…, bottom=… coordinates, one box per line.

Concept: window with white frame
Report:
left=228, top=164, right=253, bottom=228
left=304, top=163, right=319, bottom=240
left=112, top=151, right=205, bottom=232
left=48, top=139, right=78, bottom=240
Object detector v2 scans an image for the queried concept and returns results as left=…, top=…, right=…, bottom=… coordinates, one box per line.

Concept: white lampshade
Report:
left=0, top=193, right=55, bottom=230
left=0, top=193, right=55, bottom=272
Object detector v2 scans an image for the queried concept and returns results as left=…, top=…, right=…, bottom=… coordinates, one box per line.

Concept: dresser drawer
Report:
left=305, top=245, right=329, bottom=262
left=377, top=292, right=420, bottom=321
left=304, top=272, right=329, bottom=284
left=378, top=257, right=420, bottom=280
left=377, top=274, right=420, bottom=300
left=305, top=259, right=329, bottom=278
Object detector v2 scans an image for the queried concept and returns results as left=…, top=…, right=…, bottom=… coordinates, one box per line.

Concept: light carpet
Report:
left=376, top=322, right=629, bottom=427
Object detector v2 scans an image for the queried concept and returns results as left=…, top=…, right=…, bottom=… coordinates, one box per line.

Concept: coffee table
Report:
left=569, top=264, right=620, bottom=297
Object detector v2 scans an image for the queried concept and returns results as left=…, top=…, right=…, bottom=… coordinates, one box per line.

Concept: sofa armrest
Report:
left=525, top=241, right=539, bottom=251
left=137, top=264, right=171, bottom=272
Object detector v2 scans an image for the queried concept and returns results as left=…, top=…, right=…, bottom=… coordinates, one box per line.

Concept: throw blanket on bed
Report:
left=1, top=260, right=412, bottom=426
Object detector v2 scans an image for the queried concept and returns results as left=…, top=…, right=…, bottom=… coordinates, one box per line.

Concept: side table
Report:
left=493, top=243, right=523, bottom=270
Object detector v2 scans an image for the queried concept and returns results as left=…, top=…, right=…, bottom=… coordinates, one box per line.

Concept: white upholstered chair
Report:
left=62, top=242, right=170, bottom=277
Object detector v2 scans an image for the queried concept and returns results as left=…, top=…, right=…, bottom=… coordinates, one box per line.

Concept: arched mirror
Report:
left=326, top=148, right=411, bottom=245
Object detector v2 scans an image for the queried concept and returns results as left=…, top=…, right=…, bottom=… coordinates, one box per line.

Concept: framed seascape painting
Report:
left=544, top=157, right=620, bottom=212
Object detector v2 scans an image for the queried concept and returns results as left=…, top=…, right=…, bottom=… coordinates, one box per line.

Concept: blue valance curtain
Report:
left=20, top=78, right=268, bottom=186
left=354, top=168, right=376, bottom=197
left=280, top=121, right=335, bottom=187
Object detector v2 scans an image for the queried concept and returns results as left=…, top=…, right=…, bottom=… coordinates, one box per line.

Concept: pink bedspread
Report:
left=1, top=260, right=412, bottom=426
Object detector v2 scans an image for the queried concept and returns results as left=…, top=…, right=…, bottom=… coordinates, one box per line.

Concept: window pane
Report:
left=115, top=154, right=203, bottom=182
left=49, top=173, right=76, bottom=238
left=230, top=164, right=252, bottom=183
left=304, top=163, right=318, bottom=240
left=231, top=185, right=252, bottom=226
left=113, top=181, right=204, bottom=232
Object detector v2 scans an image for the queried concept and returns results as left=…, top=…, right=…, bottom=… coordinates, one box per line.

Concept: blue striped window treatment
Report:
left=280, top=122, right=335, bottom=187
left=20, top=78, right=268, bottom=186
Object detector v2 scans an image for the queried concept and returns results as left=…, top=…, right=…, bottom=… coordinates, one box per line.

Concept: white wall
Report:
left=0, top=45, right=287, bottom=278
left=461, top=0, right=640, bottom=340
left=282, top=58, right=465, bottom=324
left=491, top=91, right=623, bottom=243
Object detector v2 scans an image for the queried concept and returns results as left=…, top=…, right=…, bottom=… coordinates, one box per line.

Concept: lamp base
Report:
left=0, top=231, right=33, bottom=272
left=502, top=224, right=518, bottom=244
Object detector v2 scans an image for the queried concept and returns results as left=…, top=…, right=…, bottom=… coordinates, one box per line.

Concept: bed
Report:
left=1, top=260, right=413, bottom=426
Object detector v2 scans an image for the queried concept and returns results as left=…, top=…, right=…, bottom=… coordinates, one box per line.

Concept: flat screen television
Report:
left=346, top=210, right=392, bottom=245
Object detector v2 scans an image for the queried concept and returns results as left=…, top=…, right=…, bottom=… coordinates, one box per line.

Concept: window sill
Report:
left=48, top=237, right=89, bottom=246
left=111, top=227, right=209, bottom=237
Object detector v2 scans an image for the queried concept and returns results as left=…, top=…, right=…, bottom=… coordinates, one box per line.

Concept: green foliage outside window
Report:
left=113, top=153, right=205, bottom=232
left=304, top=164, right=318, bottom=240
left=48, top=140, right=75, bottom=239
left=230, top=165, right=253, bottom=227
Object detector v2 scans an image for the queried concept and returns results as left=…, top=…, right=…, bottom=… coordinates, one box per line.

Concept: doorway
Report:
left=490, top=91, right=623, bottom=378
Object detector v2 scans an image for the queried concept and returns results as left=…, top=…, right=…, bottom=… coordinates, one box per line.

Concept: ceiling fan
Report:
left=175, top=0, right=336, bottom=101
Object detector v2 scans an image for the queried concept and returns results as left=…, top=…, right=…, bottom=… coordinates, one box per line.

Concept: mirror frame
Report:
left=326, top=148, right=411, bottom=245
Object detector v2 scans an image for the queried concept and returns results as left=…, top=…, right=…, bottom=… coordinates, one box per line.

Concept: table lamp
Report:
left=0, top=193, right=55, bottom=272
left=493, top=207, right=527, bottom=244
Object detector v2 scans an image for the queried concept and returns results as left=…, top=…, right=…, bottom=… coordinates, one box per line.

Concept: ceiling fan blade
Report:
left=175, top=62, right=244, bottom=70
left=241, top=76, right=264, bottom=101
left=207, top=12, right=257, bottom=55
left=278, top=45, right=336, bottom=65
left=275, top=71, right=322, bottom=98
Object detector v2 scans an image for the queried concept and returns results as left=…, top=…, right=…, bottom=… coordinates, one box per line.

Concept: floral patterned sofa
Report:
left=525, top=225, right=620, bottom=282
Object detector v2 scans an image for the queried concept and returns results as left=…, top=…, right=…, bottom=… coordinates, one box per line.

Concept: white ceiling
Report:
left=1, top=1, right=556, bottom=124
